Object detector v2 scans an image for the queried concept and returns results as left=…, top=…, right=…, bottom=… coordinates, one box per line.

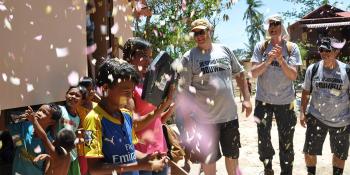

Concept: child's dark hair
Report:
left=48, top=103, right=62, bottom=121
left=123, top=37, right=152, bottom=62
left=79, top=77, right=94, bottom=88
left=55, top=128, right=76, bottom=156
left=96, top=59, right=140, bottom=87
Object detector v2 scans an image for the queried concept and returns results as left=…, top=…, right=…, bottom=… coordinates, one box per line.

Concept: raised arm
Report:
left=26, top=106, right=55, bottom=155
left=133, top=85, right=175, bottom=131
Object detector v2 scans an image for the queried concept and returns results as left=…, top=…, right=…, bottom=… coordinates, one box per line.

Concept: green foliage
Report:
left=296, top=42, right=308, bottom=61
left=233, top=48, right=249, bottom=62
left=243, top=0, right=265, bottom=60
left=134, top=0, right=235, bottom=59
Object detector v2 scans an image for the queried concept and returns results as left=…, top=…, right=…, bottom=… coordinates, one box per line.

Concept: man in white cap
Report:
left=250, top=14, right=302, bottom=175
left=176, top=18, right=252, bottom=175
left=300, top=36, right=349, bottom=175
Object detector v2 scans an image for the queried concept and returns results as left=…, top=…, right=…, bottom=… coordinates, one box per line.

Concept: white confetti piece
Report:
left=10, top=77, right=20, bottom=85
left=2, top=73, right=7, bottom=82
left=189, top=86, right=196, bottom=94
left=26, top=83, right=34, bottom=92
left=55, top=47, right=69, bottom=58
left=108, top=74, right=114, bottom=82
left=4, top=17, right=12, bottom=31
left=29, top=21, right=34, bottom=25
left=0, top=4, right=7, bottom=11
left=68, top=71, right=79, bottom=86
left=111, top=23, right=119, bottom=35
left=34, top=35, right=42, bottom=41
left=91, top=59, right=96, bottom=65
left=76, top=25, right=82, bottom=30
left=25, top=3, right=32, bottom=10
left=100, top=25, right=107, bottom=35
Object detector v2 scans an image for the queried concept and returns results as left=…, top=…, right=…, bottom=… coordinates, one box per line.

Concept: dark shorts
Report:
left=303, top=114, right=350, bottom=160
left=177, top=119, right=241, bottom=164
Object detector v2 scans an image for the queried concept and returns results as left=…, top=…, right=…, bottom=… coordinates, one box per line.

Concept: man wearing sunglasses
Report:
left=300, top=36, right=349, bottom=175
left=176, top=18, right=252, bottom=175
left=250, top=14, right=302, bottom=175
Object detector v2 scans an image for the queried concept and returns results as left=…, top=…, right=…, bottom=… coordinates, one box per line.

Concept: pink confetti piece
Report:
left=0, top=4, right=7, bottom=11
left=34, top=145, right=42, bottom=153
left=68, top=71, right=79, bottom=86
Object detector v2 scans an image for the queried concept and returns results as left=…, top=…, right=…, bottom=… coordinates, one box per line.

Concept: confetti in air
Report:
left=10, top=77, right=20, bottom=86
left=4, top=17, right=12, bottom=31
left=91, top=59, right=97, bottom=65
left=67, top=71, right=79, bottom=86
left=2, top=73, right=7, bottom=82
left=34, top=35, right=43, bottom=41
left=45, top=5, right=52, bottom=14
left=26, top=83, right=34, bottom=92
left=55, top=47, right=69, bottom=58
left=100, top=25, right=107, bottom=35
left=189, top=86, right=196, bottom=94
left=34, top=145, right=42, bottom=153
left=111, top=23, right=119, bottom=35
left=0, top=4, right=7, bottom=11
left=108, top=74, right=114, bottom=82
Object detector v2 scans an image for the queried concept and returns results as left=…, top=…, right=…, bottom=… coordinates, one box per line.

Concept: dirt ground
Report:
left=177, top=95, right=350, bottom=175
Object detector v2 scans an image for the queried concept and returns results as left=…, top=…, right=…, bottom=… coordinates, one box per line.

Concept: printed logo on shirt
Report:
left=315, top=77, right=343, bottom=90
left=199, top=58, right=230, bottom=74
left=111, top=144, right=136, bottom=164
left=104, top=136, right=115, bottom=145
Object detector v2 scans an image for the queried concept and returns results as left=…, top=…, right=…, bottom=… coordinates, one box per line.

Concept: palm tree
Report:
left=243, top=0, right=265, bottom=59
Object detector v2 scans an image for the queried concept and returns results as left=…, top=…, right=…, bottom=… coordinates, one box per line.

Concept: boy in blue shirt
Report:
left=83, top=59, right=167, bottom=175
left=0, top=103, right=61, bottom=175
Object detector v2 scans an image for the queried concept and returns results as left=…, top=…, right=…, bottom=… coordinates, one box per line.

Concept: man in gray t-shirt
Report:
left=250, top=14, right=302, bottom=175
left=176, top=18, right=252, bottom=175
left=300, top=36, right=350, bottom=175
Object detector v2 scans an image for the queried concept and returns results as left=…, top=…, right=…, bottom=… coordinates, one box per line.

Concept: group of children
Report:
left=0, top=37, right=176, bottom=175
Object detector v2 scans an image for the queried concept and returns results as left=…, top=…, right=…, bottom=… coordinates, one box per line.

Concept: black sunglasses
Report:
left=319, top=48, right=331, bottom=53
left=269, top=21, right=281, bottom=27
left=193, top=30, right=206, bottom=37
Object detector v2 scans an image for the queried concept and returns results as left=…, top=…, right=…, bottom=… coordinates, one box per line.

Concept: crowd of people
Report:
left=0, top=13, right=349, bottom=175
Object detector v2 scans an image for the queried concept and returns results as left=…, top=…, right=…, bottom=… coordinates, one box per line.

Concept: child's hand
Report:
left=147, top=156, right=168, bottom=172
left=33, top=154, right=50, bottom=163
left=25, top=106, right=36, bottom=122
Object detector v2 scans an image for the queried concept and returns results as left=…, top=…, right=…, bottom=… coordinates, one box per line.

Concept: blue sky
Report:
left=215, top=0, right=349, bottom=50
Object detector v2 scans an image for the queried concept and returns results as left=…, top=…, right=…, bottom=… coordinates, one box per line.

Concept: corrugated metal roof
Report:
left=304, top=21, right=350, bottom=28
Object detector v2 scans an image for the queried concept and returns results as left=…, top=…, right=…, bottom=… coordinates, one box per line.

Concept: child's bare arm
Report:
left=87, top=157, right=167, bottom=175
left=26, top=106, right=56, bottom=155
